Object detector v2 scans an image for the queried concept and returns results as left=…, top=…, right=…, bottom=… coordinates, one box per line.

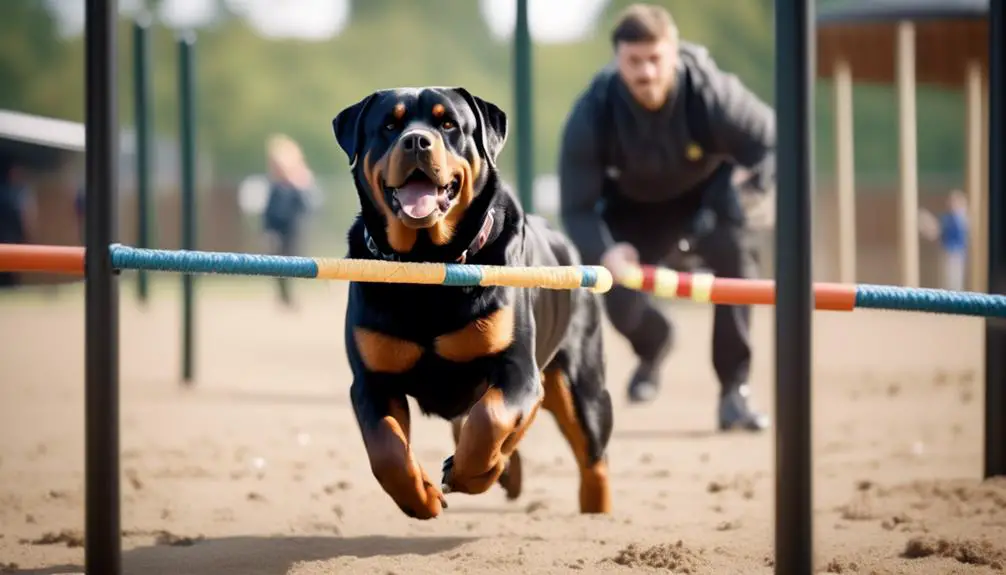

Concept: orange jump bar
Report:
left=618, top=265, right=858, bottom=311
left=0, top=244, right=86, bottom=275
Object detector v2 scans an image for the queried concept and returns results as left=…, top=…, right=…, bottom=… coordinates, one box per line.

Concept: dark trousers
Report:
left=598, top=190, right=758, bottom=393
left=267, top=227, right=299, bottom=306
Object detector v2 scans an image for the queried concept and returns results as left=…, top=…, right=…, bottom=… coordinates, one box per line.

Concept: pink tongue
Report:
left=395, top=183, right=439, bottom=219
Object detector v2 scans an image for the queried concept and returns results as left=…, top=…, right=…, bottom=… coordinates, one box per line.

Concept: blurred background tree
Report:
left=0, top=0, right=965, bottom=182
left=0, top=0, right=968, bottom=258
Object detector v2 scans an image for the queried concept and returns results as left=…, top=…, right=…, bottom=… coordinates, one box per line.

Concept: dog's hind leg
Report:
left=451, top=415, right=523, bottom=500
left=541, top=362, right=613, bottom=514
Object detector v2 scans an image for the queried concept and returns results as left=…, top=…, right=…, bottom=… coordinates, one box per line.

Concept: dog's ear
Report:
left=451, top=87, right=508, bottom=168
left=332, top=93, right=377, bottom=170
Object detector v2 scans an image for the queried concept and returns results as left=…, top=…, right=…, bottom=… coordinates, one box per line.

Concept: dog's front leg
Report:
left=451, top=414, right=524, bottom=500
left=441, top=344, right=543, bottom=496
left=351, top=379, right=446, bottom=519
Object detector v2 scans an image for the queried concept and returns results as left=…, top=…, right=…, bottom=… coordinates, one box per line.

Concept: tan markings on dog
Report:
left=431, top=103, right=445, bottom=118
left=353, top=327, right=423, bottom=374
left=433, top=305, right=514, bottom=362
left=383, top=128, right=449, bottom=187
left=429, top=151, right=480, bottom=246
left=363, top=151, right=417, bottom=253
left=541, top=368, right=611, bottom=513
left=393, top=102, right=406, bottom=120
left=363, top=395, right=444, bottom=519
left=445, top=386, right=541, bottom=495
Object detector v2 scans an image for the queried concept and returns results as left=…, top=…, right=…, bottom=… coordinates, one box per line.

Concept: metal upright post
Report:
left=774, top=0, right=815, bottom=573
left=178, top=32, right=197, bottom=384
left=513, top=0, right=534, bottom=212
left=133, top=15, right=154, bottom=304
left=985, top=0, right=1006, bottom=479
left=84, top=0, right=121, bottom=573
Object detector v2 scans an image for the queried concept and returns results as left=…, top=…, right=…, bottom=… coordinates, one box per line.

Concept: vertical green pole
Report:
left=178, top=32, right=197, bottom=385
left=513, top=0, right=534, bottom=212
left=133, top=16, right=153, bottom=305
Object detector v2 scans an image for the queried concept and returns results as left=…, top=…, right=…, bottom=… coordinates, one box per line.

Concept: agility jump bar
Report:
left=0, top=243, right=614, bottom=293
left=619, top=264, right=1006, bottom=318
left=4, top=244, right=1004, bottom=318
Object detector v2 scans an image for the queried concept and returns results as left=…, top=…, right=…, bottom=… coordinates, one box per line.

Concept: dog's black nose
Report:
left=401, top=131, right=433, bottom=153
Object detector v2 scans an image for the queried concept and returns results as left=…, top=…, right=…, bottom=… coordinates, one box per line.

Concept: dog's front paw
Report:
left=397, top=464, right=448, bottom=520
left=441, top=453, right=505, bottom=495
left=380, top=460, right=448, bottom=520
left=441, top=454, right=456, bottom=494
left=497, top=450, right=523, bottom=501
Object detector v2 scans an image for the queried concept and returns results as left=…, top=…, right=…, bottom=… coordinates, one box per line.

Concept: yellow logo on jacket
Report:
left=686, top=142, right=703, bottom=161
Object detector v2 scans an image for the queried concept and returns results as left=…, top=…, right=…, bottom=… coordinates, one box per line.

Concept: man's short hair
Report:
left=610, top=3, right=679, bottom=47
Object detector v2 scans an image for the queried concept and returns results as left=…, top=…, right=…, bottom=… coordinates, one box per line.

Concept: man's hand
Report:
left=600, top=242, right=639, bottom=280
left=731, top=167, right=753, bottom=188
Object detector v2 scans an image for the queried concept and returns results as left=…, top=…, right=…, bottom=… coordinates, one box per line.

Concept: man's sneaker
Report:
left=626, top=340, right=672, bottom=404
left=627, top=363, right=660, bottom=403
left=717, top=384, right=770, bottom=431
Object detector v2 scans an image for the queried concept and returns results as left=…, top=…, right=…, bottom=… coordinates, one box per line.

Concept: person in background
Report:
left=0, top=159, right=37, bottom=288
left=920, top=189, right=969, bottom=292
left=74, top=184, right=86, bottom=244
left=262, top=134, right=321, bottom=308
left=557, top=3, right=774, bottom=431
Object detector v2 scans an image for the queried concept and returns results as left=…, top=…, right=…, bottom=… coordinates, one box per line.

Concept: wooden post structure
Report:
left=896, top=21, right=920, bottom=288
left=981, top=67, right=990, bottom=293
left=834, top=58, right=856, bottom=283
left=965, top=60, right=984, bottom=292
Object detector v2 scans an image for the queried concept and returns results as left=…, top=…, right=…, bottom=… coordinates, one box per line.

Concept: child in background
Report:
left=920, top=189, right=969, bottom=291
left=262, top=135, right=321, bottom=308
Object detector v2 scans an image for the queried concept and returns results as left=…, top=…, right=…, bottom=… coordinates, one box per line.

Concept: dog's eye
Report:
left=441, top=120, right=456, bottom=130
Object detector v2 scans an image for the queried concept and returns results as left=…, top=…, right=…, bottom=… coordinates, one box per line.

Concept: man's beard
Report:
left=632, top=81, right=668, bottom=109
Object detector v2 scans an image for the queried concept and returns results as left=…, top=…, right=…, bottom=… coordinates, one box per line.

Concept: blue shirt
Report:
left=940, top=211, right=968, bottom=253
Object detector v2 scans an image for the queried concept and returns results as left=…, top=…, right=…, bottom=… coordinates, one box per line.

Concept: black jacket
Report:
left=558, top=42, right=776, bottom=264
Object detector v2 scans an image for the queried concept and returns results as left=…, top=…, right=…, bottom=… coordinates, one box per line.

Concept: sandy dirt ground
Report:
left=1, top=278, right=1004, bottom=574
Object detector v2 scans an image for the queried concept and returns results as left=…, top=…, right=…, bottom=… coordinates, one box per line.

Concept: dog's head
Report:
left=333, top=87, right=507, bottom=255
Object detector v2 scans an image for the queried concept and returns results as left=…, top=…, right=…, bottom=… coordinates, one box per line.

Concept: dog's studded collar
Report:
left=362, top=207, right=496, bottom=265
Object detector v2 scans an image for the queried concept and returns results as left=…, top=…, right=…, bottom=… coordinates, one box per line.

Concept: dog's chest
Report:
left=352, top=305, right=515, bottom=376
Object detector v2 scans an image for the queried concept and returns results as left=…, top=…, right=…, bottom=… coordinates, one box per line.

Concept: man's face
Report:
left=616, top=39, right=678, bottom=111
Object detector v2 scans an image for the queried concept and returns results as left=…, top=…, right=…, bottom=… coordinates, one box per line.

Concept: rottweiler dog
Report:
left=331, top=87, right=614, bottom=520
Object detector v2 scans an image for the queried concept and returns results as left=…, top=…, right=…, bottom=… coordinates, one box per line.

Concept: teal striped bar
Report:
left=110, top=244, right=319, bottom=278
left=443, top=263, right=483, bottom=286
left=855, top=284, right=1006, bottom=318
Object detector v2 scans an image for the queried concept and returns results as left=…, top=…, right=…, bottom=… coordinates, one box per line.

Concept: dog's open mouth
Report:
left=388, top=169, right=461, bottom=227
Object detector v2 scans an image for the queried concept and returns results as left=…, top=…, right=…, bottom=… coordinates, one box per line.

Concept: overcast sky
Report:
left=42, top=0, right=610, bottom=43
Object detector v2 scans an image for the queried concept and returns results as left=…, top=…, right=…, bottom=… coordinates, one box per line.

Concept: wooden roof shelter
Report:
left=818, top=0, right=988, bottom=86
left=815, top=0, right=990, bottom=290
left=0, top=109, right=85, bottom=173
